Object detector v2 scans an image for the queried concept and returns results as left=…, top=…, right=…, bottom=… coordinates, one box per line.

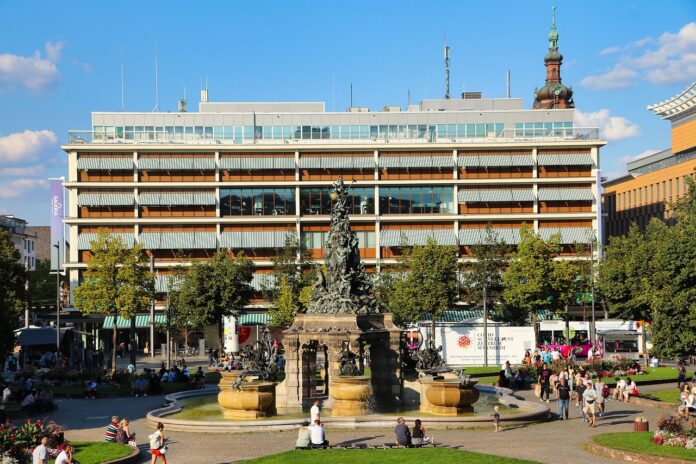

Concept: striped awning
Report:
left=418, top=309, right=561, bottom=323
left=538, top=188, right=594, bottom=201
left=458, top=189, right=534, bottom=203
left=77, top=193, right=134, bottom=206
left=77, top=157, right=133, bottom=170
left=379, top=156, right=454, bottom=168
left=537, top=153, right=594, bottom=166
left=77, top=233, right=135, bottom=250
left=380, top=229, right=457, bottom=246
left=220, top=157, right=295, bottom=170
left=139, top=232, right=217, bottom=249
left=102, top=314, right=167, bottom=329
left=539, top=228, right=595, bottom=244
left=300, top=157, right=375, bottom=169
left=221, top=230, right=290, bottom=248
left=458, top=154, right=534, bottom=167
left=139, top=192, right=216, bottom=206
left=459, top=228, right=521, bottom=245
left=238, top=313, right=271, bottom=326
left=138, top=157, right=215, bottom=170
left=250, top=273, right=277, bottom=291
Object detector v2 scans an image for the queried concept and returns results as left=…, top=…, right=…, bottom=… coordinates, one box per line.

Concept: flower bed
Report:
left=651, top=414, right=696, bottom=450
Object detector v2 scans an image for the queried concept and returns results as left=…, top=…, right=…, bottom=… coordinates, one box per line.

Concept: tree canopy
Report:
left=0, top=229, right=26, bottom=360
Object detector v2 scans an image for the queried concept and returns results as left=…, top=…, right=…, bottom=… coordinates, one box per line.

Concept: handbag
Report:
left=534, top=383, right=541, bottom=398
left=159, top=446, right=168, bottom=455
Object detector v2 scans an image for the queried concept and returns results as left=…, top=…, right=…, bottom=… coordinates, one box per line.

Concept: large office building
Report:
left=61, top=17, right=603, bottom=339
left=603, top=82, right=696, bottom=239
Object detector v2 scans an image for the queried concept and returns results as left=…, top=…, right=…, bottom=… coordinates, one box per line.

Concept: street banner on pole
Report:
left=49, top=178, right=64, bottom=273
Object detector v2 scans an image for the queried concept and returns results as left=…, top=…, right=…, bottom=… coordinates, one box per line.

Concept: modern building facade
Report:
left=603, top=82, right=696, bottom=239
left=0, top=215, right=37, bottom=270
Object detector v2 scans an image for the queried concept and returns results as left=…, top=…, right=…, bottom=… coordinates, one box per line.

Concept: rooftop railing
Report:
left=67, top=127, right=600, bottom=145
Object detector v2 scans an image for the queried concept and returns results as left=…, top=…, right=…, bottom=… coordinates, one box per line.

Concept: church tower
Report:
left=533, top=5, right=575, bottom=109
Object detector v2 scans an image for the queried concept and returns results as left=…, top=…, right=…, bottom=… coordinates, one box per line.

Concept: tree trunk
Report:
left=642, top=322, right=648, bottom=367
left=129, top=315, right=137, bottom=368
left=219, top=316, right=225, bottom=353
left=431, top=315, right=436, bottom=349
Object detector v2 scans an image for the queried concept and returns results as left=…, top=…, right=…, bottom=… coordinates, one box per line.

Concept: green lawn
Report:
left=593, top=432, right=696, bottom=461
left=460, top=367, right=502, bottom=376
left=241, top=448, right=540, bottom=464
left=640, top=388, right=682, bottom=404
left=48, top=441, right=133, bottom=464
left=602, top=367, right=679, bottom=386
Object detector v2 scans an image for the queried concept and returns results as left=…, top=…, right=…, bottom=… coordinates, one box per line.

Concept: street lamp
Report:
left=53, top=242, right=60, bottom=351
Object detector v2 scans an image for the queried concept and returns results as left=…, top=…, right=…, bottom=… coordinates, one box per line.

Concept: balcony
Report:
left=66, top=127, right=600, bottom=146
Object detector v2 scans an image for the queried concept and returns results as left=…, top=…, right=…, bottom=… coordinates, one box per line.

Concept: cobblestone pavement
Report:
left=41, top=383, right=674, bottom=463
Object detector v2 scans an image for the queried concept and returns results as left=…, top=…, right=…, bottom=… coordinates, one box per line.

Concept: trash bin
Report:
left=161, top=343, right=167, bottom=358
left=634, top=421, right=649, bottom=432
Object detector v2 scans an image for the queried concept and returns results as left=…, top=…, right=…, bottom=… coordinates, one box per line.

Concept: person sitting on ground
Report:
left=104, top=416, right=120, bottom=442
left=149, top=373, right=162, bottom=395
left=116, top=418, right=136, bottom=446
left=623, top=378, right=638, bottom=402
left=54, top=443, right=73, bottom=464
left=20, top=389, right=35, bottom=411
left=309, top=419, right=328, bottom=448
left=412, top=419, right=432, bottom=445
left=685, top=387, right=696, bottom=414
left=497, top=370, right=507, bottom=388
left=84, top=379, right=97, bottom=399
left=613, top=377, right=626, bottom=401
left=194, top=366, right=205, bottom=381
left=523, top=351, right=532, bottom=368
left=394, top=417, right=412, bottom=447
left=134, top=376, right=148, bottom=397
left=295, top=421, right=311, bottom=449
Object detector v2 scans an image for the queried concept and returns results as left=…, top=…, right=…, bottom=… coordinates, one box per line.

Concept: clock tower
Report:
left=533, top=5, right=575, bottom=109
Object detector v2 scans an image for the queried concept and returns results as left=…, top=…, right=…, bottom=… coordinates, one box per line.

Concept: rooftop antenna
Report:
left=506, top=70, right=511, bottom=98
left=178, top=86, right=187, bottom=113
left=444, top=43, right=451, bottom=99
left=152, top=42, right=160, bottom=112
left=120, top=47, right=124, bottom=111
left=407, top=89, right=411, bottom=107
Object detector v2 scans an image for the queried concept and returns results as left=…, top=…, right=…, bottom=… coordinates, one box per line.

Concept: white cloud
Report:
left=574, top=109, right=640, bottom=141
left=580, top=65, right=638, bottom=90
left=0, top=178, right=48, bottom=199
left=0, top=130, right=57, bottom=163
left=0, top=41, right=63, bottom=92
left=0, top=165, right=46, bottom=177
left=583, top=22, right=696, bottom=89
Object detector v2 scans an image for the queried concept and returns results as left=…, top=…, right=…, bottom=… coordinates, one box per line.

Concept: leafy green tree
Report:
left=28, top=259, right=65, bottom=306
left=73, top=229, right=154, bottom=372
left=501, top=227, right=560, bottom=325
left=268, top=276, right=299, bottom=328
left=177, top=250, right=254, bottom=349
left=388, top=238, right=459, bottom=339
left=462, top=224, right=510, bottom=319
left=0, top=229, right=26, bottom=360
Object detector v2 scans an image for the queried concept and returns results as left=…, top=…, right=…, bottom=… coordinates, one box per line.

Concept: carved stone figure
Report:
left=338, top=344, right=361, bottom=376
left=415, top=337, right=446, bottom=373
left=307, top=177, right=378, bottom=315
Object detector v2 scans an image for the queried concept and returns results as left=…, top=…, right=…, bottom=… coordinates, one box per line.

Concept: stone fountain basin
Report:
left=330, top=375, right=372, bottom=417
left=217, top=371, right=277, bottom=419
left=420, top=378, right=480, bottom=416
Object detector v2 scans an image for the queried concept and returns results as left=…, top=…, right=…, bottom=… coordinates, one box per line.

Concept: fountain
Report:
left=414, top=335, right=480, bottom=416
left=217, top=329, right=279, bottom=419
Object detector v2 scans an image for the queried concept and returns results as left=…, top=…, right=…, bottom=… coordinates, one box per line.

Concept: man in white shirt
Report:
left=310, top=399, right=320, bottom=423
left=2, top=385, right=11, bottom=404
left=309, top=419, right=328, bottom=448
left=21, top=391, right=35, bottom=409
left=613, top=377, right=627, bottom=401
left=32, top=437, right=48, bottom=464
left=55, top=444, right=73, bottom=464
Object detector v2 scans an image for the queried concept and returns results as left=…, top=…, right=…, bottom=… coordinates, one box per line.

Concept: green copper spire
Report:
left=549, top=3, right=559, bottom=50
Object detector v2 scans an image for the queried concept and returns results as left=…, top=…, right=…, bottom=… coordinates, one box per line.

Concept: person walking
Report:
left=32, top=437, right=48, bottom=464
left=575, top=379, right=587, bottom=422
left=583, top=380, right=598, bottom=428
left=492, top=405, right=501, bottom=432
left=149, top=422, right=167, bottom=464
left=310, top=399, right=321, bottom=423
left=538, top=363, right=552, bottom=402
left=595, top=379, right=608, bottom=417
left=556, top=376, right=571, bottom=420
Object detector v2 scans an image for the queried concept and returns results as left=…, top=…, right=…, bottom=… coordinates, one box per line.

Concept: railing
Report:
left=67, top=127, right=600, bottom=145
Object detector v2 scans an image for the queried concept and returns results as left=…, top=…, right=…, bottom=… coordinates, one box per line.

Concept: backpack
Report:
left=601, top=385, right=610, bottom=398
left=149, top=432, right=160, bottom=450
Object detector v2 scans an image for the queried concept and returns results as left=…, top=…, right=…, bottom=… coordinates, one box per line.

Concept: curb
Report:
left=632, top=396, right=678, bottom=411
left=101, top=447, right=141, bottom=464
left=586, top=441, right=693, bottom=464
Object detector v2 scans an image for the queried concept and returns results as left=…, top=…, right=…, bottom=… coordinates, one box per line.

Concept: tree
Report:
left=388, top=238, right=459, bottom=341
left=28, top=259, right=66, bottom=306
left=0, top=229, right=26, bottom=360
left=177, top=250, right=254, bottom=349
left=268, top=276, right=299, bottom=329
left=462, top=225, right=510, bottom=318
left=73, top=229, right=154, bottom=372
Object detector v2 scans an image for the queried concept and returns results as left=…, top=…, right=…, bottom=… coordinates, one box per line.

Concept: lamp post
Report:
left=590, top=240, right=596, bottom=350
left=149, top=256, right=155, bottom=358
left=54, top=242, right=61, bottom=351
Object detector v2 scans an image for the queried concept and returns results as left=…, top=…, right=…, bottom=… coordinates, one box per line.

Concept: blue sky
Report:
left=1, top=0, right=695, bottom=225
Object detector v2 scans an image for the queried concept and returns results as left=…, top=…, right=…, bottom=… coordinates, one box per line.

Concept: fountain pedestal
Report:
left=330, top=375, right=372, bottom=417
left=217, top=371, right=277, bottom=419
left=419, top=378, right=480, bottom=416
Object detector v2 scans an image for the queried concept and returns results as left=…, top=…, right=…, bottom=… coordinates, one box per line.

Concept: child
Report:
left=492, top=405, right=501, bottom=432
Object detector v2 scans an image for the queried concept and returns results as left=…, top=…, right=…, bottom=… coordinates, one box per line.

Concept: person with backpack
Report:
left=556, top=376, right=571, bottom=420
left=583, top=380, right=598, bottom=428
left=537, top=363, right=552, bottom=402
left=149, top=422, right=167, bottom=464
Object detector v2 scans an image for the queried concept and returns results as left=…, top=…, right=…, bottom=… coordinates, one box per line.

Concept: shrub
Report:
left=656, top=414, right=685, bottom=434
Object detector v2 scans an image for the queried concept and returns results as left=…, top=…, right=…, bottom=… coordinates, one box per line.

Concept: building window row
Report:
left=617, top=174, right=693, bottom=211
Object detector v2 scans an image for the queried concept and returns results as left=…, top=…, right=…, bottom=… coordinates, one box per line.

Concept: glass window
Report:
left=378, top=186, right=453, bottom=214
left=220, top=188, right=295, bottom=216
left=300, top=187, right=374, bottom=215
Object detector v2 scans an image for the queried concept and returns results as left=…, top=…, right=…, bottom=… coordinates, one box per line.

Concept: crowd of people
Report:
left=1, top=378, right=56, bottom=416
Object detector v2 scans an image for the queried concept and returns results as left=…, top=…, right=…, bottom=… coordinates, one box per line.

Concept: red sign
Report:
left=458, top=336, right=471, bottom=348
left=238, top=326, right=251, bottom=345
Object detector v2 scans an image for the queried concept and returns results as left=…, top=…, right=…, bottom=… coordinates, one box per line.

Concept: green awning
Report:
left=237, top=313, right=271, bottom=326
left=102, top=314, right=167, bottom=329
left=537, top=153, right=593, bottom=166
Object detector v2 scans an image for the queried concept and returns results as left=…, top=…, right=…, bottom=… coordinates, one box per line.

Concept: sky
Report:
left=0, top=0, right=695, bottom=225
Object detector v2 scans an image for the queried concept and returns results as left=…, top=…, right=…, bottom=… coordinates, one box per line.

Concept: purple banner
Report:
left=50, top=178, right=64, bottom=272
